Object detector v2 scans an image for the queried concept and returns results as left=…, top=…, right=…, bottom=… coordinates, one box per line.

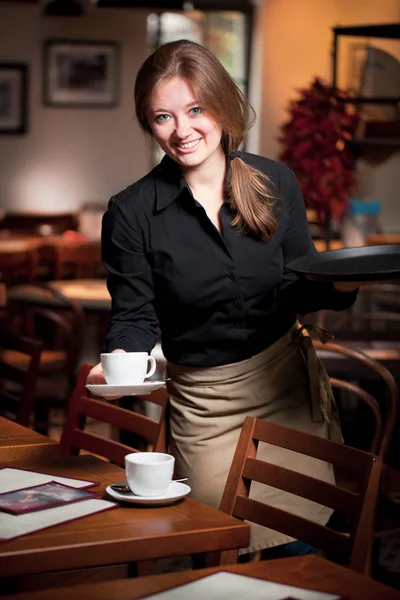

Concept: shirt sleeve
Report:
left=277, top=168, right=358, bottom=315
left=101, top=197, right=159, bottom=353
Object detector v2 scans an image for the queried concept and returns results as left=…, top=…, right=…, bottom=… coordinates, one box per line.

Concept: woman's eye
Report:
left=189, top=107, right=202, bottom=116
left=155, top=114, right=170, bottom=123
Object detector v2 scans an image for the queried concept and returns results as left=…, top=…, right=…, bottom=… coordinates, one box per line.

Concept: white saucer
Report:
left=86, top=381, right=166, bottom=398
left=105, top=481, right=191, bottom=506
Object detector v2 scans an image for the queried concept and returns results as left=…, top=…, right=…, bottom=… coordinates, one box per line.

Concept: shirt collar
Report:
left=155, top=154, right=192, bottom=212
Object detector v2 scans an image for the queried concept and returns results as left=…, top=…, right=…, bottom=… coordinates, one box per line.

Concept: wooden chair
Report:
left=217, top=416, right=382, bottom=574
left=313, top=339, right=400, bottom=576
left=317, top=291, right=400, bottom=342
left=40, top=240, right=105, bottom=280
left=0, top=245, right=40, bottom=286
left=0, top=332, right=42, bottom=426
left=4, top=283, right=86, bottom=433
left=59, top=363, right=169, bottom=466
left=313, top=340, right=399, bottom=460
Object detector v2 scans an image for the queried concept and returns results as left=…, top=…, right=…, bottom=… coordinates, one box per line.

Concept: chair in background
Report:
left=312, top=340, right=400, bottom=577
left=364, top=283, right=400, bottom=314
left=4, top=283, right=86, bottom=434
left=40, top=240, right=105, bottom=280
left=0, top=332, right=42, bottom=426
left=217, top=416, right=382, bottom=574
left=312, top=340, right=398, bottom=461
left=316, top=284, right=400, bottom=343
left=0, top=245, right=40, bottom=286
left=59, top=363, right=169, bottom=466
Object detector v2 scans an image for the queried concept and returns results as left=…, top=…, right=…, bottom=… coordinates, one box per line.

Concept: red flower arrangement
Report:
left=278, top=77, right=361, bottom=225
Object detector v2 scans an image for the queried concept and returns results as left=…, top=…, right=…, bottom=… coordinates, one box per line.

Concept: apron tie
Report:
left=293, top=323, right=335, bottom=424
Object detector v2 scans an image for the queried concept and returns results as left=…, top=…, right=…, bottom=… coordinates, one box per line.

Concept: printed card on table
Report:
left=0, top=480, right=99, bottom=515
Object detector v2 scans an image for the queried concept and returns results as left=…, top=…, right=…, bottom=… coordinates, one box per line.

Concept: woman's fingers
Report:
left=86, top=362, right=123, bottom=400
left=87, top=362, right=106, bottom=384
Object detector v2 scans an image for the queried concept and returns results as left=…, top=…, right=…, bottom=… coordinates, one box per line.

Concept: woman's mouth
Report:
left=175, top=139, right=201, bottom=152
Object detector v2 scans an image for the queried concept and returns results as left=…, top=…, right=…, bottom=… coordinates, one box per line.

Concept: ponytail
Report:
left=227, top=156, right=278, bottom=242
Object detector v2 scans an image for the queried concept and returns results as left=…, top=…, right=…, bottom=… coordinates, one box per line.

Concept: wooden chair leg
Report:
left=191, top=552, right=222, bottom=569
left=33, top=405, right=50, bottom=436
left=135, top=560, right=155, bottom=577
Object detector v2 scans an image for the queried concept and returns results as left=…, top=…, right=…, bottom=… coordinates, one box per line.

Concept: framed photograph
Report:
left=44, top=39, right=119, bottom=108
left=0, top=480, right=99, bottom=515
left=0, top=63, right=28, bottom=134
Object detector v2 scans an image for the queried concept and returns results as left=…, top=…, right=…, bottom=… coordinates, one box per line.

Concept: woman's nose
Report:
left=174, top=116, right=192, bottom=139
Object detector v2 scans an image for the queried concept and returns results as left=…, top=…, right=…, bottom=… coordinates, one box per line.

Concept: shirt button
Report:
left=235, top=322, right=242, bottom=328
left=234, top=301, right=241, bottom=309
left=228, top=272, right=235, bottom=281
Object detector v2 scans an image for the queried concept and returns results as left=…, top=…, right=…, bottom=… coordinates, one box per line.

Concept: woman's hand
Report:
left=87, top=362, right=106, bottom=385
left=332, top=279, right=396, bottom=293
left=332, top=281, right=362, bottom=293
left=86, top=349, right=126, bottom=400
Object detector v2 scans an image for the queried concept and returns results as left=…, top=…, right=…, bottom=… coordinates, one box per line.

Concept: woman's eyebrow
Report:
left=150, top=100, right=199, bottom=113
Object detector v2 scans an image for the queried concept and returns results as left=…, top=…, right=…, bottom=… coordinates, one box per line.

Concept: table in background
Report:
left=365, top=234, right=400, bottom=246
left=7, top=280, right=166, bottom=377
left=0, top=417, right=59, bottom=463
left=0, top=454, right=249, bottom=593
left=4, top=555, right=400, bottom=600
left=317, top=340, right=400, bottom=379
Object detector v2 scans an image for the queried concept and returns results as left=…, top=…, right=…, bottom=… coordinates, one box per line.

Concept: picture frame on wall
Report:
left=0, top=63, right=28, bottom=134
left=44, top=39, right=119, bottom=108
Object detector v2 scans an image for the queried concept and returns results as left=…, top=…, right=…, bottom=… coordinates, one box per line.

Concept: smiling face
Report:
left=147, top=77, right=224, bottom=173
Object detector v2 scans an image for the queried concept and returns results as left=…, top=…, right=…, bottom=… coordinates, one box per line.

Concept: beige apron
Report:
left=166, top=323, right=342, bottom=554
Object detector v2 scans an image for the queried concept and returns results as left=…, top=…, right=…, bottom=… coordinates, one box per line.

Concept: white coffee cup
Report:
left=101, top=352, right=156, bottom=385
left=125, top=452, right=175, bottom=496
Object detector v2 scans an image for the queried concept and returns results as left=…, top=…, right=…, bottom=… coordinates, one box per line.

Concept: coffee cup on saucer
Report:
left=125, top=452, right=175, bottom=497
left=101, top=352, right=156, bottom=386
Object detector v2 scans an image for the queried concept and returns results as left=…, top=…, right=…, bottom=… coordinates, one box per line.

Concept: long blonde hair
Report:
left=135, top=40, right=277, bottom=241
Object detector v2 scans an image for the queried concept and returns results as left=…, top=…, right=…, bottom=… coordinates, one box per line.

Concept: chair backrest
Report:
left=329, top=377, right=382, bottom=455
left=40, top=241, right=104, bottom=279
left=317, top=288, right=400, bottom=341
left=0, top=246, right=40, bottom=286
left=0, top=332, right=43, bottom=426
left=219, top=416, right=382, bottom=573
left=59, top=363, right=170, bottom=466
left=313, top=340, right=399, bottom=460
left=6, top=283, right=86, bottom=375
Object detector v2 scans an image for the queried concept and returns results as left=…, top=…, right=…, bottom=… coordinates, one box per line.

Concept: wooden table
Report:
left=4, top=555, right=400, bottom=600
left=0, top=417, right=59, bottom=463
left=7, top=279, right=110, bottom=312
left=0, top=454, right=249, bottom=592
left=49, top=279, right=111, bottom=311
left=314, top=239, right=344, bottom=252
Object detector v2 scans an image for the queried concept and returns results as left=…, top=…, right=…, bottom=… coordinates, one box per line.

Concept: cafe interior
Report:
left=0, top=0, right=400, bottom=598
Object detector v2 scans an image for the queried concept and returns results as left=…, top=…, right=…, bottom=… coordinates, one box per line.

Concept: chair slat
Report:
left=253, top=419, right=373, bottom=474
left=0, top=361, right=29, bottom=380
left=60, top=363, right=169, bottom=466
left=70, top=430, right=138, bottom=466
left=78, top=397, right=159, bottom=441
left=234, top=495, right=351, bottom=563
left=243, top=457, right=361, bottom=519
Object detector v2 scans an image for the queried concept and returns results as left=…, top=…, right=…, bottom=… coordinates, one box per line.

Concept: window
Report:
left=147, top=9, right=252, bottom=163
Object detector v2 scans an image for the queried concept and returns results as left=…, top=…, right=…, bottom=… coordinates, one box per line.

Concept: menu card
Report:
left=0, top=467, right=98, bottom=494
left=0, top=467, right=116, bottom=541
left=143, top=572, right=343, bottom=600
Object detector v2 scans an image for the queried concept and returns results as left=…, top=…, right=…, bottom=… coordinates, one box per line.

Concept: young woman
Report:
left=87, top=40, right=359, bottom=556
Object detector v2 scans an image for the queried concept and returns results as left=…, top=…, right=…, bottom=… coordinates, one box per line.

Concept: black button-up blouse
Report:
left=102, top=152, right=357, bottom=367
